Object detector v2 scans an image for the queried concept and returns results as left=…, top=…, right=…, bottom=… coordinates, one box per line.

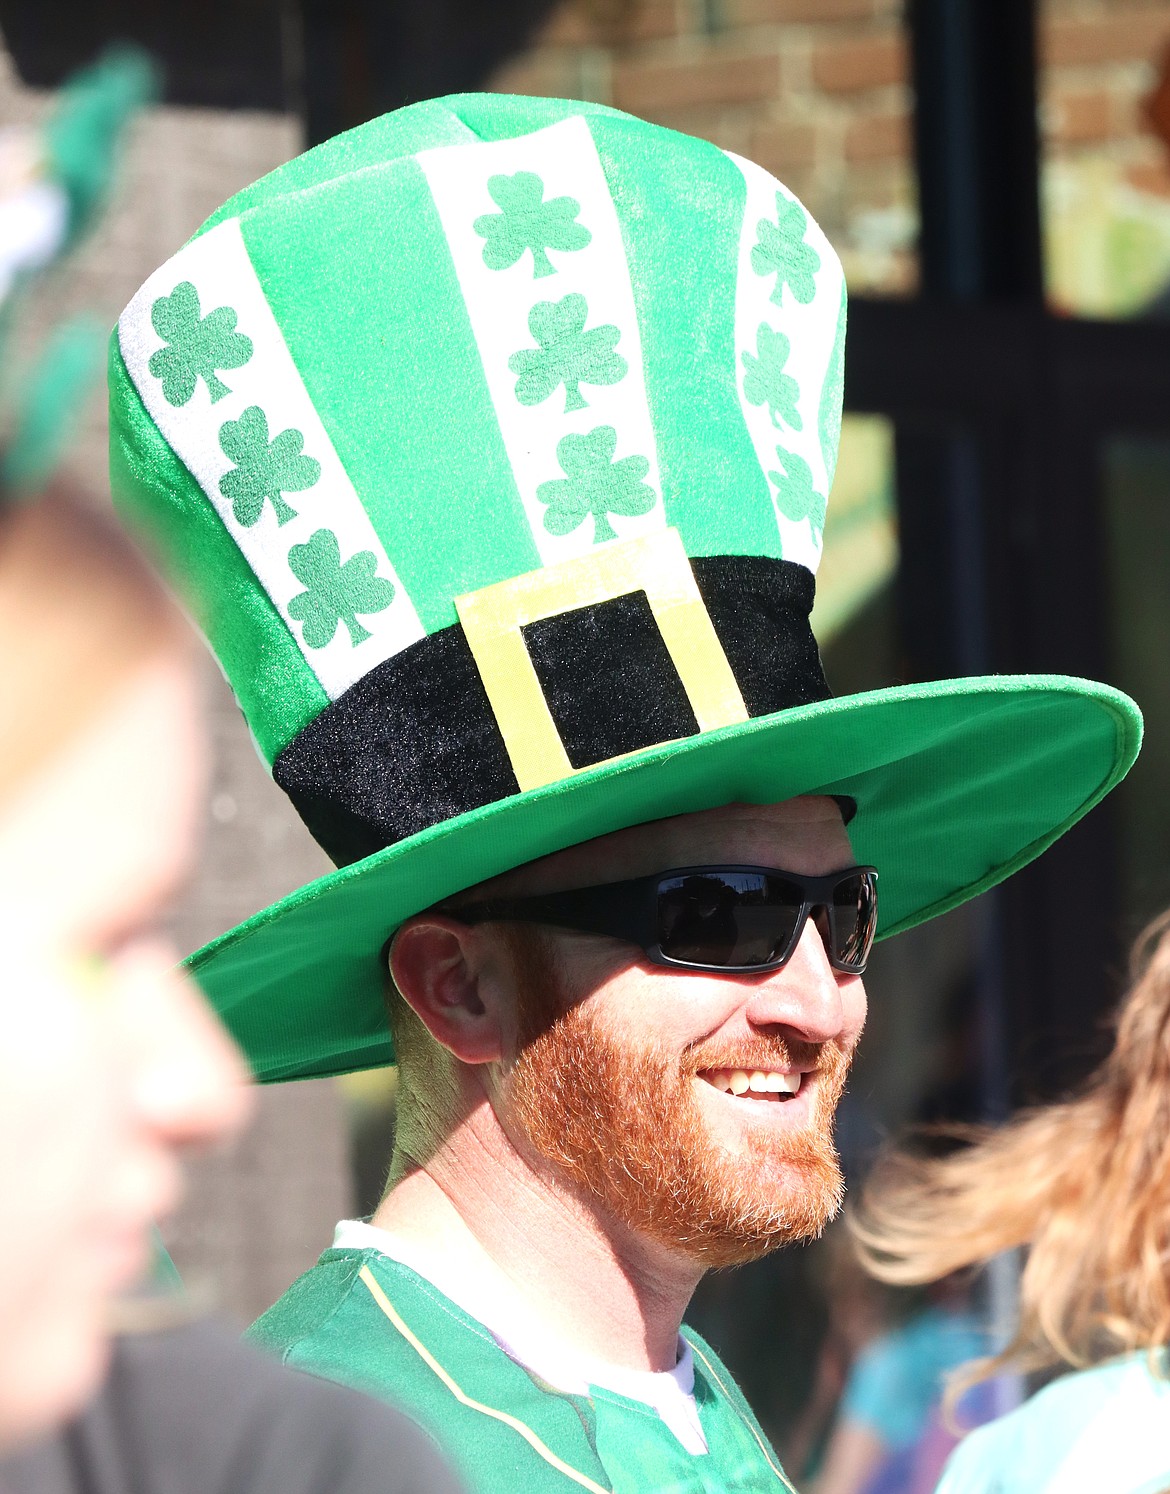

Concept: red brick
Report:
left=613, top=49, right=781, bottom=114
left=535, top=2, right=596, bottom=46
left=843, top=107, right=909, bottom=161
left=1144, top=42, right=1170, bottom=148
left=1126, top=159, right=1170, bottom=198
left=538, top=0, right=680, bottom=47
left=1046, top=87, right=1118, bottom=145
left=811, top=33, right=906, bottom=92
left=626, top=0, right=682, bottom=42
left=488, top=50, right=582, bottom=99
left=749, top=120, right=820, bottom=174
left=729, top=0, right=875, bottom=23
left=1042, top=12, right=1170, bottom=68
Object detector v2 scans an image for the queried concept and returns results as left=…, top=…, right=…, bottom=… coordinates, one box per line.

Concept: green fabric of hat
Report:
left=109, top=93, right=1142, bottom=1084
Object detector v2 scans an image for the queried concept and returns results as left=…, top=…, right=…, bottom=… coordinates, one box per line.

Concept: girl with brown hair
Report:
left=850, top=913, right=1170, bottom=1492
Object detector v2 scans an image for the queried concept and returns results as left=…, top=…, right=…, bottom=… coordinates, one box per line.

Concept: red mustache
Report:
left=683, top=1038, right=834, bottom=1078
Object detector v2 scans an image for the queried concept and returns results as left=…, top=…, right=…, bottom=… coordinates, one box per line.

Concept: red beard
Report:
left=503, top=929, right=851, bottom=1267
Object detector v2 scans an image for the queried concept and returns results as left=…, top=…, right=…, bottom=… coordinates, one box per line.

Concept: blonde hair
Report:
left=0, top=492, right=181, bottom=805
left=850, top=911, right=1170, bottom=1382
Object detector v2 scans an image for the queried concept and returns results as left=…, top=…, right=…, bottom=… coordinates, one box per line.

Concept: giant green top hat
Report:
left=109, top=94, right=1141, bottom=1084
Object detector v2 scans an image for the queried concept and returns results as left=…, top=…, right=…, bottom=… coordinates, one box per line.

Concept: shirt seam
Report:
left=275, top=1253, right=369, bottom=1367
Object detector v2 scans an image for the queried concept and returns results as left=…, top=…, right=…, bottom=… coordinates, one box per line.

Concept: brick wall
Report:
left=490, top=0, right=1170, bottom=293
left=491, top=0, right=914, bottom=291
left=1043, top=0, right=1170, bottom=197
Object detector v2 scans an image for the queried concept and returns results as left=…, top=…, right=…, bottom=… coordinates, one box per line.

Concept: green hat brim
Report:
left=189, top=674, right=1140, bottom=1084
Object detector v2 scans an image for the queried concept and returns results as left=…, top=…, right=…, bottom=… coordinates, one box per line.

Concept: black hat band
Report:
left=273, top=554, right=830, bottom=868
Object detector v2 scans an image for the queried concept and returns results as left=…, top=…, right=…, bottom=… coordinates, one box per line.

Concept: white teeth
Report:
left=702, top=1068, right=803, bottom=1095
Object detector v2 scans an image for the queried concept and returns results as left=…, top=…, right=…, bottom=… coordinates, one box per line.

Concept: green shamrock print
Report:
left=742, top=323, right=802, bottom=431
left=473, top=171, right=591, bottom=278
left=218, top=407, right=321, bottom=527
left=148, top=281, right=253, bottom=405
left=768, top=447, right=826, bottom=544
left=537, top=425, right=655, bottom=544
left=286, top=529, right=396, bottom=649
left=508, top=294, right=627, bottom=412
left=751, top=193, right=820, bottom=307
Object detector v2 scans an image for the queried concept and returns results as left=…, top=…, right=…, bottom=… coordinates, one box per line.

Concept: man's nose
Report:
left=742, top=915, right=849, bottom=1044
left=118, top=950, right=253, bottom=1145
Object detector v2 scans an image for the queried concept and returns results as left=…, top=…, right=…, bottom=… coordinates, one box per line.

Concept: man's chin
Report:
left=679, top=1079, right=844, bottom=1241
left=674, top=1152, right=845, bottom=1266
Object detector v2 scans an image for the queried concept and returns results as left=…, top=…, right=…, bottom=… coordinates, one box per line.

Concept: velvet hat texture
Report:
left=109, top=93, right=1141, bottom=1082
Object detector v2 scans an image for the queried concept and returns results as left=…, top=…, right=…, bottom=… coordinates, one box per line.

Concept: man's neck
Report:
left=370, top=1109, right=703, bottom=1374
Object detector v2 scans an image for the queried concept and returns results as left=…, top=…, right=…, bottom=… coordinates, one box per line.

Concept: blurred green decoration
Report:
left=1, top=316, right=106, bottom=490
left=44, top=45, right=157, bottom=248
left=0, top=44, right=156, bottom=498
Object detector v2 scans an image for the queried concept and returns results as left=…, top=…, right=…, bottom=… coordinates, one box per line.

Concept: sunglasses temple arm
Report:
left=453, top=884, right=653, bottom=948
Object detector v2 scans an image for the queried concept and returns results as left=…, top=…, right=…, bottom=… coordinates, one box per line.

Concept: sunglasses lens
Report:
left=830, top=871, right=878, bottom=971
left=657, top=872, right=802, bottom=967
left=655, top=868, right=878, bottom=971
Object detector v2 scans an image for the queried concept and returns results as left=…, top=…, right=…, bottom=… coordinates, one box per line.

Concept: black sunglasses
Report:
left=449, top=865, right=879, bottom=975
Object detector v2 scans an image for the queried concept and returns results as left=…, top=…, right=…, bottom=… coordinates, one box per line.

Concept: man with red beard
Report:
left=437, top=799, right=856, bottom=1271
left=110, top=93, right=1140, bottom=1493
left=251, top=797, right=861, bottom=1491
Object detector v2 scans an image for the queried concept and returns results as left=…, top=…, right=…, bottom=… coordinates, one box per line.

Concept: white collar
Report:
left=332, top=1218, right=708, bottom=1454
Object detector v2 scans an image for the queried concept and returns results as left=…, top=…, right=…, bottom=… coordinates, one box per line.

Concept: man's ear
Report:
left=389, top=916, right=505, bottom=1065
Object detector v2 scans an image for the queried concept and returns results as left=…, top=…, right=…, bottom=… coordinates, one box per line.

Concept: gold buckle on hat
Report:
left=455, top=528, right=748, bottom=793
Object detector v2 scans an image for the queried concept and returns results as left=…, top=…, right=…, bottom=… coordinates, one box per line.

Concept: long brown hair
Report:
left=0, top=491, right=182, bottom=804
left=850, top=912, right=1170, bottom=1381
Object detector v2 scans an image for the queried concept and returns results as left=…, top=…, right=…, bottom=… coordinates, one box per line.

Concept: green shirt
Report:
left=247, top=1246, right=796, bottom=1493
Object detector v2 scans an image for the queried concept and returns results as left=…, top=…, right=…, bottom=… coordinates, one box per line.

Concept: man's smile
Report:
left=696, top=1067, right=805, bottom=1100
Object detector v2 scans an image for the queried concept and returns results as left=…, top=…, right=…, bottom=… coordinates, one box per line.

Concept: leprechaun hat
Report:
left=109, top=94, right=1141, bottom=1084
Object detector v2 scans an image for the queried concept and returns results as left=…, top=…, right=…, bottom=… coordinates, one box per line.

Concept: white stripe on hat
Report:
left=725, top=151, right=844, bottom=575
left=417, top=116, right=665, bottom=566
left=117, top=217, right=424, bottom=700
